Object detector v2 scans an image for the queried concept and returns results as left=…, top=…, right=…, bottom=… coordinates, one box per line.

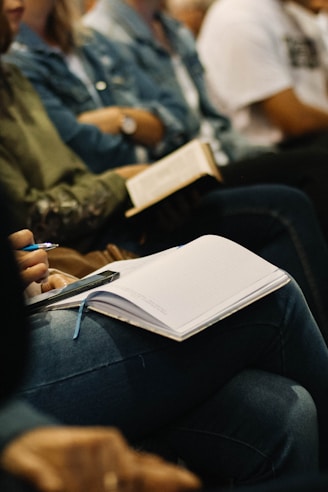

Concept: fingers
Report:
left=1, top=439, right=64, bottom=492
left=8, top=229, right=34, bottom=250
left=9, top=229, right=50, bottom=286
left=125, top=451, right=202, bottom=492
left=16, top=250, right=49, bottom=287
left=1, top=427, right=201, bottom=492
left=42, top=273, right=75, bottom=292
left=115, top=164, right=149, bottom=180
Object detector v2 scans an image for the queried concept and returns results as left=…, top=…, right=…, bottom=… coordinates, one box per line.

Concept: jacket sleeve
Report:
left=6, top=38, right=190, bottom=172
left=0, top=145, right=128, bottom=245
left=5, top=52, right=140, bottom=173
left=0, top=399, right=57, bottom=454
left=110, top=40, right=194, bottom=158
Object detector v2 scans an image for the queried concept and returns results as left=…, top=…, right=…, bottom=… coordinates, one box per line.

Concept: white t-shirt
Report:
left=171, top=54, right=229, bottom=165
left=198, top=0, right=328, bottom=145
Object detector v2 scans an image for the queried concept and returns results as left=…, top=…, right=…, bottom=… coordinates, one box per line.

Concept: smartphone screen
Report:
left=26, top=270, right=119, bottom=313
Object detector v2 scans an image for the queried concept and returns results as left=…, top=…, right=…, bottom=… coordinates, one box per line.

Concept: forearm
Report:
left=0, top=399, right=56, bottom=454
left=278, top=105, right=328, bottom=136
left=120, top=108, right=165, bottom=146
left=27, top=173, right=128, bottom=243
left=262, top=89, right=328, bottom=137
left=78, top=107, right=164, bottom=146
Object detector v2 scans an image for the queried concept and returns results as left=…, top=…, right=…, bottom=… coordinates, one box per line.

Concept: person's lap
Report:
left=18, top=279, right=328, bottom=482
left=98, top=184, right=328, bottom=341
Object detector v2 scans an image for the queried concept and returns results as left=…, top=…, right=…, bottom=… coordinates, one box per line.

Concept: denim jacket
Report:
left=5, top=23, right=190, bottom=173
left=84, top=0, right=269, bottom=162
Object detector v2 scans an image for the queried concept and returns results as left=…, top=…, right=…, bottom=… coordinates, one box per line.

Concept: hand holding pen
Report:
left=9, top=230, right=74, bottom=295
left=8, top=230, right=55, bottom=289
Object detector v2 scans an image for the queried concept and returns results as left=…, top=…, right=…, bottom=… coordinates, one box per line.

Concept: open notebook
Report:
left=31, top=235, right=290, bottom=341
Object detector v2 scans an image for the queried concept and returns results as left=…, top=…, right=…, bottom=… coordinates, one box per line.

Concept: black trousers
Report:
left=221, top=140, right=328, bottom=242
left=212, top=473, right=328, bottom=491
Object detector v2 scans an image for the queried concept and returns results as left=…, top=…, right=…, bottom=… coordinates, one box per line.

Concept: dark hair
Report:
left=0, top=0, right=12, bottom=56
left=0, top=0, right=13, bottom=108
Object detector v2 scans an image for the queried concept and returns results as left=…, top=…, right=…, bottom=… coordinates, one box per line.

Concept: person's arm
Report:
left=8, top=229, right=78, bottom=298
left=260, top=87, right=328, bottom=137
left=0, top=144, right=127, bottom=244
left=78, top=106, right=165, bottom=146
left=6, top=32, right=190, bottom=171
left=199, top=5, right=328, bottom=139
left=0, top=190, right=201, bottom=492
left=311, top=0, right=328, bottom=11
left=1, top=424, right=201, bottom=492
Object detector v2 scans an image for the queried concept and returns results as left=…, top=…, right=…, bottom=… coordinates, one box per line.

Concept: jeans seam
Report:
left=19, top=345, right=171, bottom=390
left=170, top=426, right=276, bottom=478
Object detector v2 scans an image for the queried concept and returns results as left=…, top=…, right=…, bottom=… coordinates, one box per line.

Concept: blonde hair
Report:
left=46, top=0, right=89, bottom=53
left=166, top=0, right=215, bottom=12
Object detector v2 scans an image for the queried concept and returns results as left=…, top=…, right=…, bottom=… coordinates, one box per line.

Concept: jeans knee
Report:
left=228, top=371, right=319, bottom=485
left=273, top=383, right=318, bottom=475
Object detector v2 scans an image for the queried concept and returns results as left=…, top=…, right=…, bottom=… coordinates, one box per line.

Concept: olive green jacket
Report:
left=0, top=64, right=128, bottom=248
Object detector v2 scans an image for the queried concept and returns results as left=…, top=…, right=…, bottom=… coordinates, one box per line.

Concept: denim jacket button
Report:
left=95, top=81, right=107, bottom=91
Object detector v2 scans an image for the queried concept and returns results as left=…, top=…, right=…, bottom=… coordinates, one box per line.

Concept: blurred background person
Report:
left=165, top=0, right=215, bottom=38
left=198, top=0, right=328, bottom=151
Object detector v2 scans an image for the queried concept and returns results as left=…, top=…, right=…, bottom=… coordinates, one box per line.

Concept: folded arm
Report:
left=260, top=87, right=328, bottom=137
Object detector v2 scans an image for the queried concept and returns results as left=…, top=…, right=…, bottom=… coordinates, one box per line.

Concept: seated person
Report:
left=4, top=0, right=192, bottom=174
left=82, top=0, right=328, bottom=245
left=198, top=0, right=328, bottom=150
left=0, top=188, right=200, bottom=492
left=7, top=0, right=268, bottom=175
left=0, top=1, right=328, bottom=344
left=7, top=212, right=328, bottom=488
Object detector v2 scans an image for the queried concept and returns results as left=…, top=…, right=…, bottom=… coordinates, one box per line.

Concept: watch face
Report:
left=121, top=115, right=137, bottom=135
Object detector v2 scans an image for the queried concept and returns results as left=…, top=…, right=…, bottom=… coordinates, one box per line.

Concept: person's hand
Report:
left=1, top=426, right=202, bottom=492
left=9, top=229, right=49, bottom=288
left=41, top=272, right=78, bottom=293
left=78, top=107, right=164, bottom=146
left=8, top=229, right=77, bottom=296
left=78, top=107, right=124, bottom=134
left=114, top=164, right=149, bottom=180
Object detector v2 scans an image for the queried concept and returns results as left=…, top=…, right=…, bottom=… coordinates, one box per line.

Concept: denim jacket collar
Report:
left=14, top=23, right=60, bottom=57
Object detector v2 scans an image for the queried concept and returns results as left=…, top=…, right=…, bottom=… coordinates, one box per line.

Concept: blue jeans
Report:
left=20, top=279, right=328, bottom=485
left=96, top=184, right=328, bottom=343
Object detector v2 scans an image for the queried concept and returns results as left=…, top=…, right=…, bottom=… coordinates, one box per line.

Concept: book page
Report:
left=52, top=235, right=289, bottom=339
left=126, top=139, right=219, bottom=208
left=104, top=236, right=288, bottom=331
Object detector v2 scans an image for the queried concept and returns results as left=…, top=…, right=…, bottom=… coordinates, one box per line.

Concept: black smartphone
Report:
left=26, top=270, right=120, bottom=313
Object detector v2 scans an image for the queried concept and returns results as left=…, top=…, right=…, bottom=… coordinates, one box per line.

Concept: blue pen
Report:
left=22, top=242, right=59, bottom=252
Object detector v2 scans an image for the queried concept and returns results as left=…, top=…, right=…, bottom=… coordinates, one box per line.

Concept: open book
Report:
left=125, top=139, right=223, bottom=218
left=46, top=235, right=290, bottom=341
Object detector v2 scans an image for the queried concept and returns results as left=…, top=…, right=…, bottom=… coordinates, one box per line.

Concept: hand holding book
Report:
left=124, top=139, right=223, bottom=219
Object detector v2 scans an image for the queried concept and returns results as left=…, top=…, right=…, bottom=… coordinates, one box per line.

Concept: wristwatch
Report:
left=120, top=114, right=137, bottom=136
